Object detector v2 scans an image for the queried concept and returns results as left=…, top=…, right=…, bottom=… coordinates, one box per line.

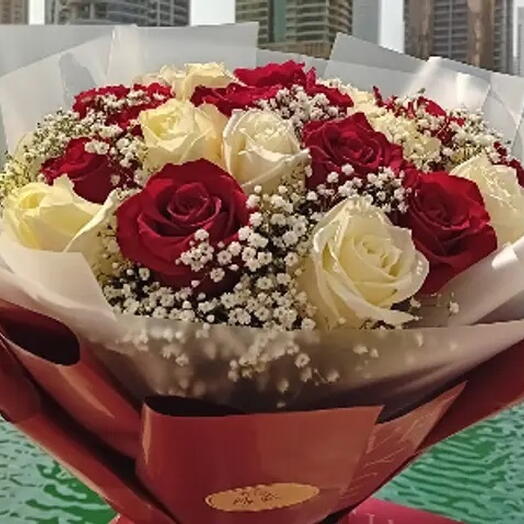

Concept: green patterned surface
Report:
left=1, top=405, right=524, bottom=523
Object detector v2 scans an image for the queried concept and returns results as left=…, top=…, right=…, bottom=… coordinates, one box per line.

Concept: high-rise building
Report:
left=236, top=0, right=352, bottom=59
left=0, top=0, right=28, bottom=24
left=517, top=7, right=524, bottom=75
left=404, top=0, right=513, bottom=73
left=493, top=0, right=513, bottom=74
left=352, top=0, right=381, bottom=44
left=46, top=0, right=189, bottom=26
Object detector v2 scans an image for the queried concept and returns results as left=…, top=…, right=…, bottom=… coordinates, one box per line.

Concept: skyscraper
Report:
left=517, top=7, right=524, bottom=75
left=404, top=0, right=513, bottom=73
left=352, top=0, right=381, bottom=44
left=46, top=0, right=189, bottom=26
left=0, top=0, right=28, bottom=24
left=236, top=0, right=352, bottom=59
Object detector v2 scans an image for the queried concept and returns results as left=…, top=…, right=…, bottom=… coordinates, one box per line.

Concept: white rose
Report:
left=2, top=176, right=115, bottom=266
left=139, top=99, right=226, bottom=171
left=451, top=154, right=524, bottom=244
left=173, top=62, right=236, bottom=100
left=134, top=66, right=173, bottom=88
left=136, top=63, right=235, bottom=100
left=223, top=109, right=309, bottom=193
left=301, top=197, right=429, bottom=329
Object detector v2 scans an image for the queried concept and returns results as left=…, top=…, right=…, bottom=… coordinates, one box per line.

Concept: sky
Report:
left=27, top=0, right=524, bottom=55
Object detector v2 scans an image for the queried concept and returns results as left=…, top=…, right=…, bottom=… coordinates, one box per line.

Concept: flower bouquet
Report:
left=2, top=24, right=524, bottom=524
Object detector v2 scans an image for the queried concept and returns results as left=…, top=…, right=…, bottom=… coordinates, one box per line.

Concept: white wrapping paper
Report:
left=420, top=57, right=524, bottom=142
left=329, top=34, right=524, bottom=148
left=330, top=34, right=422, bottom=75
left=2, top=27, right=524, bottom=417
left=0, top=25, right=115, bottom=76
left=1, top=231, right=524, bottom=416
left=107, top=23, right=259, bottom=85
left=0, top=34, right=114, bottom=151
left=326, top=33, right=421, bottom=98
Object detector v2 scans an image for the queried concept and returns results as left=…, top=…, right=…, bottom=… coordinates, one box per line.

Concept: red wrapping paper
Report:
left=1, top=299, right=524, bottom=523
left=422, top=338, right=524, bottom=448
left=0, top=337, right=175, bottom=524
left=109, top=498, right=463, bottom=524
left=336, top=384, right=464, bottom=510
left=0, top=298, right=140, bottom=457
left=137, top=398, right=381, bottom=524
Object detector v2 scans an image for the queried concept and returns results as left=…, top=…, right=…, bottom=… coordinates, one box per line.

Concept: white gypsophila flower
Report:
left=369, top=111, right=442, bottom=170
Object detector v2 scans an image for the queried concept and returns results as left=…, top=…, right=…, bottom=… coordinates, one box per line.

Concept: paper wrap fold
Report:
left=329, top=34, right=524, bottom=157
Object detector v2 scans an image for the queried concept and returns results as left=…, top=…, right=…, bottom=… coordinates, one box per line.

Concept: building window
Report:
left=77, top=4, right=90, bottom=19
left=269, top=0, right=287, bottom=42
left=95, top=2, right=107, bottom=19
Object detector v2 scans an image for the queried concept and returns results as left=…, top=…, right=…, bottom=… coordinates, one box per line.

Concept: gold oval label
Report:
left=205, top=483, right=319, bottom=512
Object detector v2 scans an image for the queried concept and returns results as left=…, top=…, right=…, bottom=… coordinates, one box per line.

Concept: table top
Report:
left=1, top=403, right=523, bottom=524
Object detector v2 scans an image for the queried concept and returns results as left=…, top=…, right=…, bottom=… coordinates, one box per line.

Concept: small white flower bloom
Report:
left=327, top=172, right=339, bottom=184
left=295, top=353, right=311, bottom=368
left=194, top=229, right=209, bottom=241
left=449, top=301, right=460, bottom=315
left=210, top=268, right=225, bottom=283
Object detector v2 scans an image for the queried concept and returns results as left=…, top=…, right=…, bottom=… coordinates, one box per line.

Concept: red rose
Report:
left=374, top=90, right=447, bottom=119
left=401, top=96, right=447, bottom=119
left=233, top=61, right=352, bottom=112
left=495, top=142, right=524, bottom=187
left=42, top=137, right=116, bottom=203
left=116, top=160, right=250, bottom=291
left=191, top=83, right=280, bottom=116
left=303, top=112, right=406, bottom=188
left=400, top=171, right=497, bottom=294
left=73, top=83, right=172, bottom=133
left=417, top=97, right=447, bottom=118
left=234, top=61, right=315, bottom=88
left=306, top=83, right=353, bottom=111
